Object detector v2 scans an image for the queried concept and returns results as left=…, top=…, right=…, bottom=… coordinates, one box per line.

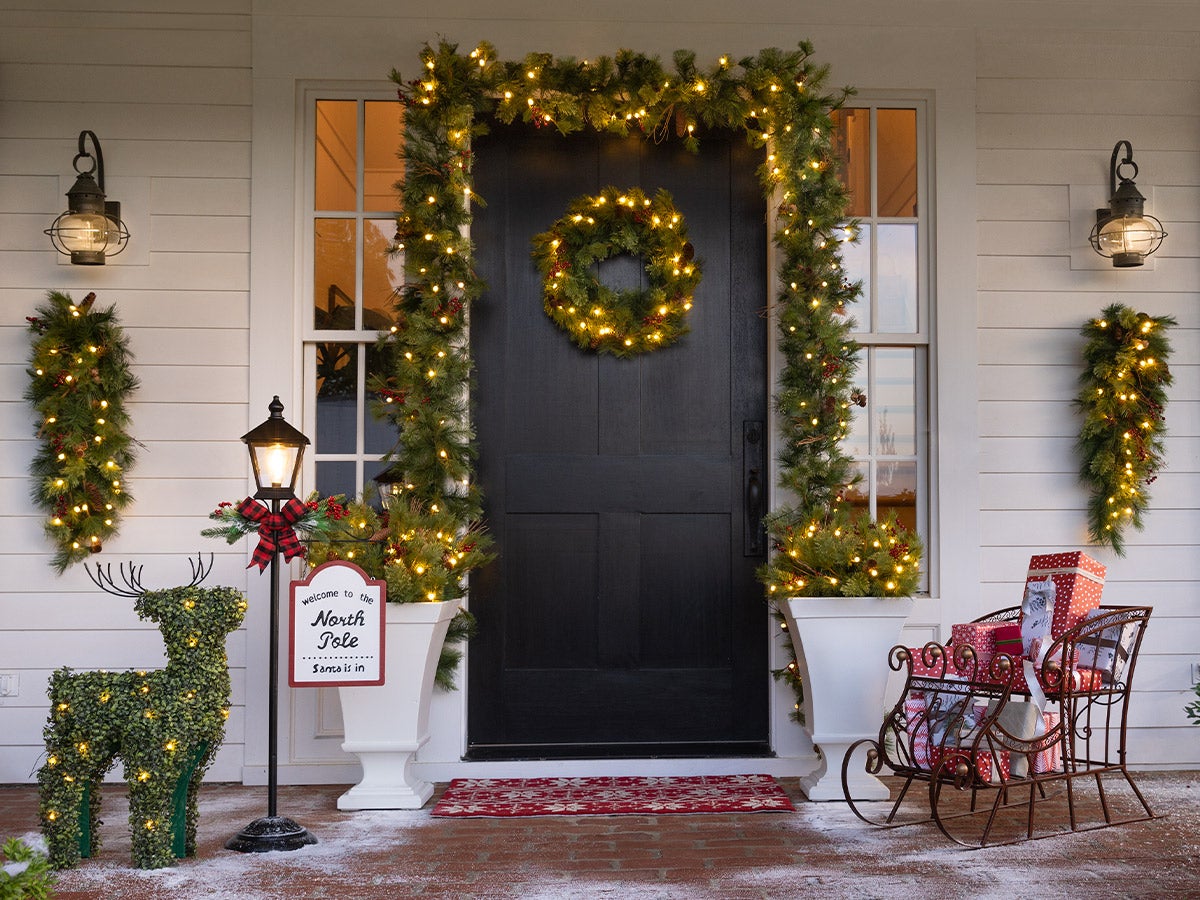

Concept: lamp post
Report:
left=225, top=397, right=317, bottom=853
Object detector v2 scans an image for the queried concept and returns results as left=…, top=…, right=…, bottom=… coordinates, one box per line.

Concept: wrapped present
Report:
left=985, top=698, right=1042, bottom=778
left=906, top=696, right=933, bottom=767
left=1008, top=663, right=1105, bottom=694
left=1030, top=636, right=1078, bottom=670
left=1027, top=551, right=1105, bottom=638
left=1075, top=608, right=1137, bottom=684
left=1031, top=711, right=1062, bottom=774
left=932, top=746, right=1011, bottom=784
left=950, top=622, right=1009, bottom=672
left=994, top=623, right=1024, bottom=658
left=906, top=692, right=984, bottom=769
left=905, top=644, right=954, bottom=680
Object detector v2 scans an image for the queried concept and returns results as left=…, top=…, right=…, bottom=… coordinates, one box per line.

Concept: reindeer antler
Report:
left=186, top=552, right=214, bottom=587
left=86, top=552, right=215, bottom=597
left=86, top=560, right=146, bottom=597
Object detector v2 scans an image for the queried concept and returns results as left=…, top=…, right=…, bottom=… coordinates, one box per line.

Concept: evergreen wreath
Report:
left=1075, top=303, right=1175, bottom=556
left=25, top=291, right=139, bottom=574
left=531, top=186, right=700, bottom=356
left=385, top=39, right=912, bottom=725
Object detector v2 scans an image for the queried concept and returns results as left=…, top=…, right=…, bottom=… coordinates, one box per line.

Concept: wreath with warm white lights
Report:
left=531, top=186, right=700, bottom=356
left=25, top=290, right=139, bottom=573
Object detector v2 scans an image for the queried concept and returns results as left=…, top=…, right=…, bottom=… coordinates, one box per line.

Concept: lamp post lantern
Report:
left=225, top=397, right=317, bottom=853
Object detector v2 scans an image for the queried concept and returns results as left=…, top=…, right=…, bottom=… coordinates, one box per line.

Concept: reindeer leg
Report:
left=83, top=753, right=119, bottom=859
left=38, top=745, right=86, bottom=869
left=178, top=740, right=213, bottom=857
left=127, top=758, right=182, bottom=869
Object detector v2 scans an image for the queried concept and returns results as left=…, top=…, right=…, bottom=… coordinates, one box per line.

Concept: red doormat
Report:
left=430, top=774, right=795, bottom=817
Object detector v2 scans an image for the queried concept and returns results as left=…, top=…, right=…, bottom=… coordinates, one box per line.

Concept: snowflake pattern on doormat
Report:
left=430, top=774, right=795, bottom=817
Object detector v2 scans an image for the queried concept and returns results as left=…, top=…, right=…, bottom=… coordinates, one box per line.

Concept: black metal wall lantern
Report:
left=44, top=130, right=130, bottom=265
left=1088, top=141, right=1166, bottom=268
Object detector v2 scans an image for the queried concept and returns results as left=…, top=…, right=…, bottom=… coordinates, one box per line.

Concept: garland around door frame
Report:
left=381, top=40, right=867, bottom=718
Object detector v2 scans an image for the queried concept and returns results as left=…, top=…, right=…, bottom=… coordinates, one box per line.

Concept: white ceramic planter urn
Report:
left=781, top=595, right=914, bottom=802
left=336, top=599, right=460, bottom=810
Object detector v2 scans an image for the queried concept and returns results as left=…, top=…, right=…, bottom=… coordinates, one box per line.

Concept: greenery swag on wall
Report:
left=384, top=39, right=906, bottom=720
left=25, top=291, right=139, bottom=573
left=530, top=185, right=701, bottom=356
left=1076, top=303, right=1174, bottom=556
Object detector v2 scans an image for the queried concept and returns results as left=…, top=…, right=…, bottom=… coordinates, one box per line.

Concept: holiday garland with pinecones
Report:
left=1076, top=303, right=1175, bottom=556
left=25, top=291, right=139, bottom=573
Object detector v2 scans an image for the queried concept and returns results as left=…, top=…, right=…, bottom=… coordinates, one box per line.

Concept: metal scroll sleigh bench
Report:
left=839, top=605, right=1157, bottom=847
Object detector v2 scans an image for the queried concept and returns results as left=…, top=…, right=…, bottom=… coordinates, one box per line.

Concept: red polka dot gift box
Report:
left=1026, top=550, right=1106, bottom=639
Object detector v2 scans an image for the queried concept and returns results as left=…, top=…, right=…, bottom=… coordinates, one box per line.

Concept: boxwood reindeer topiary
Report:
left=38, top=556, right=247, bottom=869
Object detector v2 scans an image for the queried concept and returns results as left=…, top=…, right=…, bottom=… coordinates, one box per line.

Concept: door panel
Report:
left=469, top=122, right=767, bottom=758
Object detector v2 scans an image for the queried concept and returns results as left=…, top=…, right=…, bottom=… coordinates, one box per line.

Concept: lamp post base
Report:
left=224, top=815, right=317, bottom=853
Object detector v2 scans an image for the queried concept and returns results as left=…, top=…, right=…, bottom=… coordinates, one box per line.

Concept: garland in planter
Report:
left=206, top=493, right=491, bottom=689
left=303, top=495, right=491, bottom=689
left=25, top=291, right=139, bottom=573
left=530, top=186, right=700, bottom=356
left=761, top=510, right=922, bottom=599
left=384, top=39, right=912, bottom=722
left=1075, top=303, right=1175, bottom=556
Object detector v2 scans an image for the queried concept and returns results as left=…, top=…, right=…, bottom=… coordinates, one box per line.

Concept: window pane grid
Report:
left=833, top=101, right=930, bottom=592
left=307, top=95, right=402, bottom=502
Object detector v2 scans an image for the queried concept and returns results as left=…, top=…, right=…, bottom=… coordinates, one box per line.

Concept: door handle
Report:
left=746, top=468, right=763, bottom=525
left=743, top=420, right=765, bottom=556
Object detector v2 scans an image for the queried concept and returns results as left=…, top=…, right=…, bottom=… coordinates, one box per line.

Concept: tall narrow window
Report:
left=305, top=96, right=404, bottom=501
left=832, top=104, right=930, bottom=587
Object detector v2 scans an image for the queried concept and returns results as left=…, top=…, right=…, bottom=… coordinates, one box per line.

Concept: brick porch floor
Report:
left=2, top=773, right=1198, bottom=898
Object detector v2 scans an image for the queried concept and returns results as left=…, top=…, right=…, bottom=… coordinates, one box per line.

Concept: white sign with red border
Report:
left=289, top=560, right=385, bottom=687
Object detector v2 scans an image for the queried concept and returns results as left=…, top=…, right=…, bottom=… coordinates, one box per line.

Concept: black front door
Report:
left=468, top=122, right=768, bottom=758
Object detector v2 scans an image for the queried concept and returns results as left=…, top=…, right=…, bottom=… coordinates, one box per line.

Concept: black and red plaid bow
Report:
left=237, top=497, right=308, bottom=571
